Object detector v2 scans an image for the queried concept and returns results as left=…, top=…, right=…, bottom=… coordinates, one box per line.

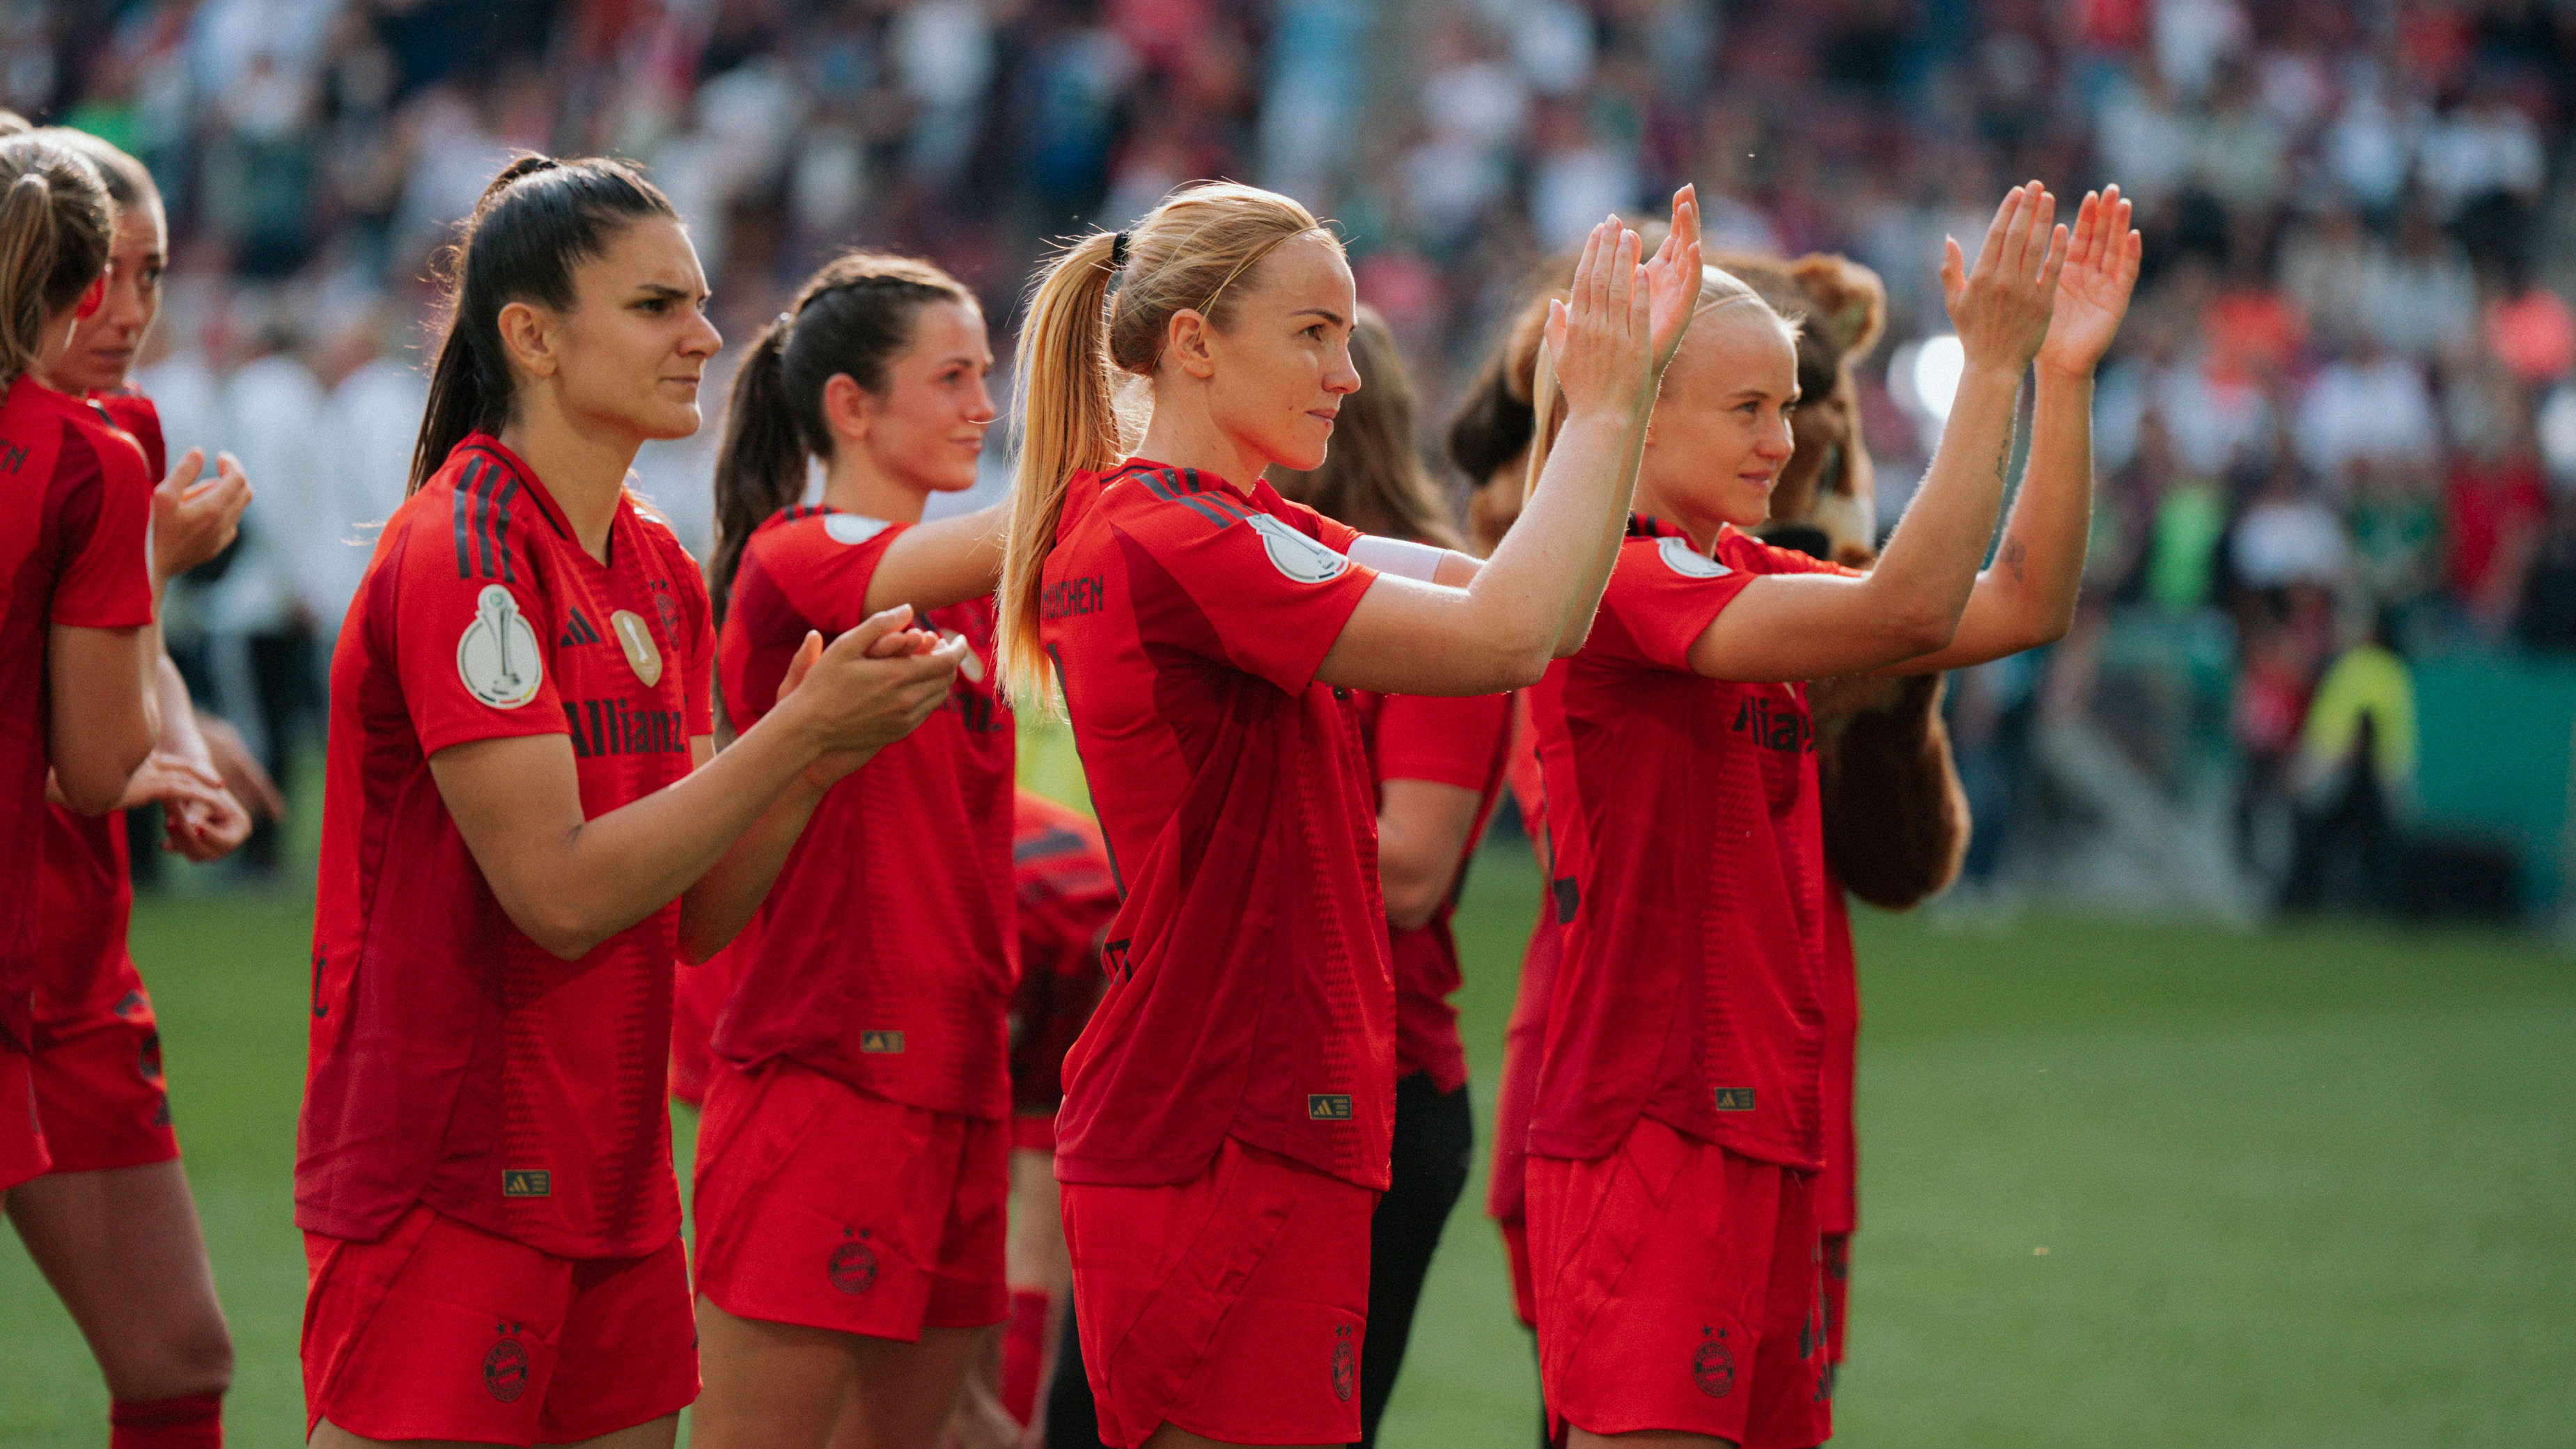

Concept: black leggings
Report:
left=1043, top=1075, right=1476, bottom=1448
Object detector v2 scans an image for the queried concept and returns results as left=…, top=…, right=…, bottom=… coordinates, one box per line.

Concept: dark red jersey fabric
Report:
left=1817, top=863, right=1859, bottom=1235
left=1356, top=689, right=1512, bottom=1093
left=1040, top=460, right=1391, bottom=1190
left=1527, top=517, right=1858, bottom=1170
left=0, top=376, right=155, bottom=1049
left=1007, top=790, right=1118, bottom=1118
left=36, top=390, right=165, bottom=1047
left=299, top=433, right=713, bottom=1257
left=711, top=505, right=1016, bottom=1118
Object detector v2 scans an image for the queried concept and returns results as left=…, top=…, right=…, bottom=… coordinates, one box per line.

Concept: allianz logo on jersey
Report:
left=561, top=698, right=687, bottom=759
left=1729, top=696, right=1815, bottom=755
left=859, top=1030, right=906, bottom=1054
left=1308, top=1094, right=1354, bottom=1121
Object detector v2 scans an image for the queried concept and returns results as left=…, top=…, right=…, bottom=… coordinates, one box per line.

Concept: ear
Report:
left=820, top=373, right=875, bottom=444
left=494, top=299, right=559, bottom=381
left=1164, top=308, right=1218, bottom=380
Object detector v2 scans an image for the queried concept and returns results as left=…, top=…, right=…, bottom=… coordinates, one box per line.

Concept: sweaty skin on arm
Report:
left=432, top=610, right=962, bottom=964
left=1318, top=192, right=1704, bottom=698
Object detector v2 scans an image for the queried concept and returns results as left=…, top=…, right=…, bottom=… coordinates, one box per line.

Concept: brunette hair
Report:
left=708, top=250, right=976, bottom=622
left=0, top=133, right=114, bottom=389
left=1267, top=306, right=1462, bottom=550
left=408, top=155, right=678, bottom=492
left=997, top=180, right=1335, bottom=705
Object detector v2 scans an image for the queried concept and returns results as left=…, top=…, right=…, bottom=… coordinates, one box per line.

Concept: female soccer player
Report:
left=1266, top=304, right=1514, bottom=1447
left=687, top=251, right=1020, bottom=1449
left=1521, top=183, right=2138, bottom=1449
left=297, top=156, right=964, bottom=1449
left=1000, top=178, right=1702, bottom=1449
left=10, top=124, right=258, bottom=1449
left=0, top=132, right=162, bottom=1217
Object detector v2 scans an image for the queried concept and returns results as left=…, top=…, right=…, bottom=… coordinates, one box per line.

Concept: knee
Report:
left=107, top=1315, right=233, bottom=1401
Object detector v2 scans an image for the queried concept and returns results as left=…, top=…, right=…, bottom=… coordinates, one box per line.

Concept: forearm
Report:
left=1864, top=363, right=2024, bottom=639
left=866, top=501, right=1009, bottom=615
left=1990, top=366, right=2096, bottom=637
left=1478, top=411, right=1638, bottom=664
left=677, top=766, right=843, bottom=962
left=152, top=655, right=208, bottom=768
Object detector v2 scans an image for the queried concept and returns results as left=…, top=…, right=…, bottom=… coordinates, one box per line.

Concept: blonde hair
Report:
left=998, top=180, right=1336, bottom=706
left=0, top=134, right=114, bottom=389
left=1520, top=264, right=1783, bottom=504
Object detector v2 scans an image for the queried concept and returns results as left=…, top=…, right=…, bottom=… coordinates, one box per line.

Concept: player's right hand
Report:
left=1545, top=217, right=1654, bottom=425
left=1939, top=182, right=2068, bottom=377
left=773, top=604, right=965, bottom=785
left=151, top=447, right=251, bottom=585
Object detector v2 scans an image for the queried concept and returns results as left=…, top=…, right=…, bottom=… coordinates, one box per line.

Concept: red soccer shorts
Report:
left=0, top=1037, right=48, bottom=1191
left=32, top=994, right=178, bottom=1174
left=1822, top=1231, right=1850, bottom=1374
left=1013, top=1111, right=1056, bottom=1153
left=1499, top=1212, right=1538, bottom=1328
left=1062, top=1136, right=1375, bottom=1448
left=1528, top=1117, right=1829, bottom=1449
left=301, top=1203, right=697, bottom=1443
left=692, top=1056, right=1008, bottom=1340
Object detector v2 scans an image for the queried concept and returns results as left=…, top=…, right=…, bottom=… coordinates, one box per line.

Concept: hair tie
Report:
left=1109, top=230, right=1130, bottom=269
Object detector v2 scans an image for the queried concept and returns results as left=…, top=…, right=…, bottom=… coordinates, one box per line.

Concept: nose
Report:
left=1756, top=412, right=1795, bottom=460
left=965, top=371, right=999, bottom=425
left=1325, top=340, right=1361, bottom=397
left=682, top=309, right=722, bottom=360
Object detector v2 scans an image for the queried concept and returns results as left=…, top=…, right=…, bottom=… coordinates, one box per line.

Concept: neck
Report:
left=1134, top=380, right=1266, bottom=489
left=820, top=449, right=930, bottom=524
left=1632, top=476, right=1728, bottom=553
left=499, top=400, right=641, bottom=563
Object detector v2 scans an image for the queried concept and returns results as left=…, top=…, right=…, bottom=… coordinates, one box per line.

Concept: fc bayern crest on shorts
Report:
left=484, top=1324, right=531, bottom=1402
left=458, top=584, right=542, bottom=707
left=828, top=1229, right=878, bottom=1294
left=1247, top=512, right=1350, bottom=583
left=1693, top=1324, right=1735, bottom=1397
left=1332, top=1322, right=1357, bottom=1402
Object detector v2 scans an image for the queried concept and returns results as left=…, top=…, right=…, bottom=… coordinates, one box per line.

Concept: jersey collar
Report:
left=458, top=431, right=579, bottom=547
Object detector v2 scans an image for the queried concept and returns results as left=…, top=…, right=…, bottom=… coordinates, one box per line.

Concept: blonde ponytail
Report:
left=997, top=180, right=1336, bottom=710
left=0, top=136, right=113, bottom=389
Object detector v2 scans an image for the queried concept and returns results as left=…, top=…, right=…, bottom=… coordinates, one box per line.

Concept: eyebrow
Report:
left=1289, top=308, right=1347, bottom=327
left=630, top=283, right=705, bottom=301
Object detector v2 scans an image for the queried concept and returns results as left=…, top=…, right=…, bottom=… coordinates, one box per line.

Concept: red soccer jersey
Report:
left=1007, top=790, right=1119, bottom=1118
left=1041, top=460, right=1391, bottom=1190
left=1817, top=861, right=1859, bottom=1235
left=711, top=504, right=1016, bottom=1117
left=1527, top=517, right=1858, bottom=1170
left=299, top=433, right=713, bottom=1258
left=0, top=377, right=155, bottom=1048
left=1357, top=689, right=1513, bottom=1093
left=36, top=391, right=165, bottom=1037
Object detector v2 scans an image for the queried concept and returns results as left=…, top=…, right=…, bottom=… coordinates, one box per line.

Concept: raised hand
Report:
left=151, top=447, right=251, bottom=585
left=1545, top=218, right=1655, bottom=423
left=772, top=604, right=964, bottom=788
left=1939, top=182, right=2068, bottom=377
left=2035, top=185, right=2143, bottom=379
left=1644, top=184, right=1705, bottom=375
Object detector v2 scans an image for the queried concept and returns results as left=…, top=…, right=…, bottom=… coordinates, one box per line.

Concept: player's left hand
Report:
left=198, top=714, right=287, bottom=822
left=151, top=448, right=251, bottom=584
left=2035, top=185, right=2141, bottom=380
left=1645, top=183, right=1705, bottom=376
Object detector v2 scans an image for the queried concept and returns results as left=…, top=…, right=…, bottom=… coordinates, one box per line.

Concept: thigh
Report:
left=540, top=1237, right=699, bottom=1444
left=8, top=1160, right=228, bottom=1396
left=835, top=1324, right=989, bottom=1449
left=690, top=1296, right=856, bottom=1449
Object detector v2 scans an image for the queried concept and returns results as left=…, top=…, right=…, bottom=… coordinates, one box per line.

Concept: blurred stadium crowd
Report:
left=10, top=0, right=2575, bottom=914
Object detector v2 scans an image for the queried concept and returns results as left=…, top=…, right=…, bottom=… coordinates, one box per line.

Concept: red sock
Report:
left=999, top=1287, right=1052, bottom=1425
left=110, top=1393, right=221, bottom=1449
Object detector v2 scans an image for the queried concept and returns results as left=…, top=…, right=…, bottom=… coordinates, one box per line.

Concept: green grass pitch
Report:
left=4, top=846, right=2571, bottom=1445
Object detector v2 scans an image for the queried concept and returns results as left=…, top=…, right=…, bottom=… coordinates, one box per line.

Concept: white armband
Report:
left=1348, top=534, right=1447, bottom=583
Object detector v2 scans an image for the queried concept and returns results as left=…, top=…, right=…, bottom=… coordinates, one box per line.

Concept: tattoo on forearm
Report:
left=1994, top=434, right=2013, bottom=485
left=2001, top=535, right=2027, bottom=583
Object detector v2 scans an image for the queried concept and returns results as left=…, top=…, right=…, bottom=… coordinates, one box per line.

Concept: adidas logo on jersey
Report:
left=1308, top=1093, right=1354, bottom=1121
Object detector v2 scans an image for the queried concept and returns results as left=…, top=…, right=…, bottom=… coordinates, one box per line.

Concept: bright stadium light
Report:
left=1905, top=334, right=1965, bottom=423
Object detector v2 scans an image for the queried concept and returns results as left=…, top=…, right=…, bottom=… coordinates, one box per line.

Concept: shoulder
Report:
left=1715, top=526, right=1862, bottom=579
left=396, top=446, right=562, bottom=589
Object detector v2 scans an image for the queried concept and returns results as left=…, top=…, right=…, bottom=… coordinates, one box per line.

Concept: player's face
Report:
left=1203, top=235, right=1361, bottom=474
left=52, top=195, right=166, bottom=396
left=549, top=216, right=721, bottom=443
left=845, top=299, right=996, bottom=496
left=1639, top=307, right=1800, bottom=531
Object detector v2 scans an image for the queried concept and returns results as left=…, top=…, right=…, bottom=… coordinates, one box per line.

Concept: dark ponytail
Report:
left=707, top=250, right=973, bottom=622
left=409, top=154, right=678, bottom=493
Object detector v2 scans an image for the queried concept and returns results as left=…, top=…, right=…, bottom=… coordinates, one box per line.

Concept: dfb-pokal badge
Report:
left=458, top=585, right=542, bottom=709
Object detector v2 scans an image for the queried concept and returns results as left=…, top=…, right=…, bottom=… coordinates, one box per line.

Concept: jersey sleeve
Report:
left=1123, top=496, right=1377, bottom=696
left=763, top=515, right=905, bottom=636
left=389, top=506, right=568, bottom=758
left=49, top=425, right=155, bottom=630
left=1592, top=530, right=1862, bottom=673
left=1375, top=691, right=1512, bottom=790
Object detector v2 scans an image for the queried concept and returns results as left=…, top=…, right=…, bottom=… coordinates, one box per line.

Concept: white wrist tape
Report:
left=1348, top=534, right=1447, bottom=583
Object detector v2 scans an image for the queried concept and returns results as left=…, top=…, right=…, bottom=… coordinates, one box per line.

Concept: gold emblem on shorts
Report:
left=609, top=609, right=663, bottom=687
left=1308, top=1094, right=1353, bottom=1121
left=860, top=1030, right=906, bottom=1054
left=1713, top=1088, right=1756, bottom=1112
left=502, top=1169, right=552, bottom=1197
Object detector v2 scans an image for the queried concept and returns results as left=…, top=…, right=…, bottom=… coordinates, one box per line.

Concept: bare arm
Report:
left=1318, top=190, right=1705, bottom=697
left=864, top=500, right=1008, bottom=615
left=49, top=623, right=159, bottom=815
left=430, top=609, right=962, bottom=962
left=1377, top=778, right=1485, bottom=931
left=1687, top=183, right=2071, bottom=684
left=1884, top=187, right=2141, bottom=676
